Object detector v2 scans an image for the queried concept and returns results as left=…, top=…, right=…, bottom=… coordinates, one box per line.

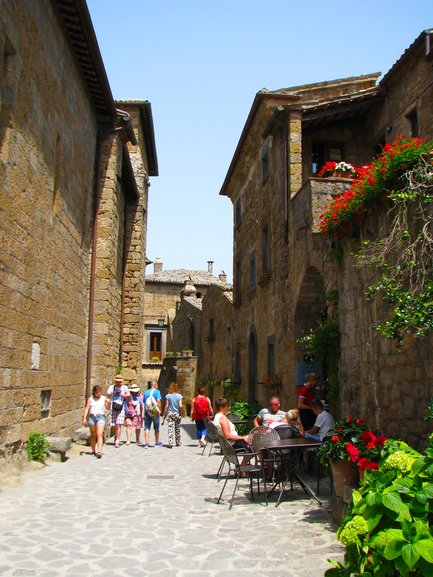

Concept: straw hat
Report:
left=114, top=375, right=123, bottom=382
left=129, top=384, right=140, bottom=393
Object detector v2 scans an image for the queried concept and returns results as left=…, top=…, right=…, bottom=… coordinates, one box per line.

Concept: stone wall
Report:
left=171, top=298, right=202, bottom=358
left=0, top=0, right=97, bottom=450
left=200, top=285, right=234, bottom=384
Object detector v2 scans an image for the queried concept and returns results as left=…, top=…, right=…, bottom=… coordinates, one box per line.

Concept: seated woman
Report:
left=213, top=398, right=250, bottom=452
left=285, top=409, right=305, bottom=438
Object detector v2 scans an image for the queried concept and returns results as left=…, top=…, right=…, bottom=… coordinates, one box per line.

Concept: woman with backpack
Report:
left=123, top=384, right=143, bottom=445
left=163, top=382, right=183, bottom=448
left=191, top=387, right=213, bottom=447
left=107, top=375, right=129, bottom=448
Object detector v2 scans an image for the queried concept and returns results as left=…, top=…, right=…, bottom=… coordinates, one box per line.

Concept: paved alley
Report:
left=0, top=424, right=342, bottom=577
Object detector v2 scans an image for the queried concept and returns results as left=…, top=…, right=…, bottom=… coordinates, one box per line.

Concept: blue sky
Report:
left=87, top=0, right=432, bottom=280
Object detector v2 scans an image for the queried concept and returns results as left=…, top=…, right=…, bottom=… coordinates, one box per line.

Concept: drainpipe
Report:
left=284, top=123, right=289, bottom=243
left=86, top=127, right=110, bottom=400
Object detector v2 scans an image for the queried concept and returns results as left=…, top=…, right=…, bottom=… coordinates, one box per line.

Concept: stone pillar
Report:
left=121, top=143, right=149, bottom=385
left=287, top=107, right=303, bottom=198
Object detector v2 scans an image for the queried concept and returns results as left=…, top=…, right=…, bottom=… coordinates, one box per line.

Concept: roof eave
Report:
left=53, top=0, right=116, bottom=123
left=219, top=92, right=299, bottom=197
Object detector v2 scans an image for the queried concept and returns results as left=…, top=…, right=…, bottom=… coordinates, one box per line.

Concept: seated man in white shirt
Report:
left=304, top=400, right=335, bottom=441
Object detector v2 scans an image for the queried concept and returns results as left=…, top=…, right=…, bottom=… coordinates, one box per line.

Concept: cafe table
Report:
left=260, top=437, right=322, bottom=506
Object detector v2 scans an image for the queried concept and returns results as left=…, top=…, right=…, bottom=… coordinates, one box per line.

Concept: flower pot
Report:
left=328, top=458, right=359, bottom=497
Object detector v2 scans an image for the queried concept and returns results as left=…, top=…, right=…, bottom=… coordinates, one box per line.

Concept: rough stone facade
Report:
left=0, top=1, right=158, bottom=454
left=200, top=285, right=234, bottom=385
left=218, top=30, right=433, bottom=448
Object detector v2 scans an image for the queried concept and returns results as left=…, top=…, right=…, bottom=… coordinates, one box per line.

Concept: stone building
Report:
left=200, top=284, right=234, bottom=385
left=0, top=0, right=158, bottom=454
left=142, top=259, right=229, bottom=383
left=219, top=29, right=433, bottom=446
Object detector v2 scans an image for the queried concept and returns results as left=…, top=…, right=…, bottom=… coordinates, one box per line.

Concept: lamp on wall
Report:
left=158, top=318, right=164, bottom=327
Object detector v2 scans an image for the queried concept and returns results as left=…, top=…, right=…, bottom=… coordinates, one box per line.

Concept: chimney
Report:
left=154, top=257, right=163, bottom=273
left=207, top=260, right=214, bottom=274
left=218, top=270, right=227, bottom=283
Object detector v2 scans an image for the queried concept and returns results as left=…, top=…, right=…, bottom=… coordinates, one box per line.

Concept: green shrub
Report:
left=27, top=432, right=50, bottom=463
left=326, top=436, right=433, bottom=576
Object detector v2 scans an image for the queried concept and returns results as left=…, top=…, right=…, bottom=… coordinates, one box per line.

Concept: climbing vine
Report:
left=353, top=150, right=433, bottom=342
left=320, top=136, right=433, bottom=343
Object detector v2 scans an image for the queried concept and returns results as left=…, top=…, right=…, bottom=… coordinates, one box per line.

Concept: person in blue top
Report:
left=163, top=382, right=183, bottom=448
left=143, top=381, right=162, bottom=448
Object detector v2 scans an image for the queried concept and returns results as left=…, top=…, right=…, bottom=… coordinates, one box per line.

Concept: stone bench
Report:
left=45, top=437, right=72, bottom=462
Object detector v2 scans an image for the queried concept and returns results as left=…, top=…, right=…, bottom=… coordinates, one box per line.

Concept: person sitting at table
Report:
left=304, top=400, right=335, bottom=441
left=254, top=396, right=287, bottom=428
left=285, top=408, right=305, bottom=438
left=298, top=372, right=319, bottom=430
left=213, top=398, right=251, bottom=453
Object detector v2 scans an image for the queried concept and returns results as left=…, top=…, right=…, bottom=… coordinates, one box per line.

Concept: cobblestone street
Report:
left=0, top=424, right=342, bottom=577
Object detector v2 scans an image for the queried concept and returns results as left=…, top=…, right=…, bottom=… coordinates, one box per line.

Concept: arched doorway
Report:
left=248, top=326, right=257, bottom=404
left=294, top=266, right=329, bottom=395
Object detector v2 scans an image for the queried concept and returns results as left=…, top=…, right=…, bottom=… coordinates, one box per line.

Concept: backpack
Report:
left=145, top=389, right=160, bottom=417
left=193, top=396, right=209, bottom=420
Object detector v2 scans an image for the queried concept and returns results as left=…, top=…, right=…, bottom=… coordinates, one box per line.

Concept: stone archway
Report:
left=294, top=266, right=327, bottom=389
left=248, top=326, right=258, bottom=404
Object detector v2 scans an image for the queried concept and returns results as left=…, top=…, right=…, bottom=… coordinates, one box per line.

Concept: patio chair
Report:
left=273, top=424, right=298, bottom=439
left=248, top=426, right=281, bottom=483
left=226, top=412, right=242, bottom=424
left=216, top=435, right=267, bottom=509
left=248, top=426, right=280, bottom=451
left=201, top=418, right=220, bottom=456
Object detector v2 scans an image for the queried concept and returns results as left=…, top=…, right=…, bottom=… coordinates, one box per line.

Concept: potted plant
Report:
left=318, top=416, right=387, bottom=497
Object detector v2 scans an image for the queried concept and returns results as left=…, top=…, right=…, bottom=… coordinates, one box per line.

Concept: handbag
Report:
left=112, top=398, right=124, bottom=412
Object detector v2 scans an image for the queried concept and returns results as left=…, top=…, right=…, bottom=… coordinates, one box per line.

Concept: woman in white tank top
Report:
left=83, top=385, right=108, bottom=458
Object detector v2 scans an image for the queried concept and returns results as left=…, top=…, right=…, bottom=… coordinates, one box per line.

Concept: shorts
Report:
left=144, top=414, right=160, bottom=431
left=88, top=414, right=106, bottom=426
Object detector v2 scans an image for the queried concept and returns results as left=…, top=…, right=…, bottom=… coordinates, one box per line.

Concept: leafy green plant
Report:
left=115, top=363, right=123, bottom=375
left=221, top=378, right=241, bottom=402
left=27, top=432, right=50, bottom=463
left=326, top=436, right=433, bottom=576
left=229, top=401, right=260, bottom=420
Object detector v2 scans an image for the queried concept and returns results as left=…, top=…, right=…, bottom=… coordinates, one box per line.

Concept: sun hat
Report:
left=129, top=384, right=140, bottom=393
left=114, top=375, right=123, bottom=382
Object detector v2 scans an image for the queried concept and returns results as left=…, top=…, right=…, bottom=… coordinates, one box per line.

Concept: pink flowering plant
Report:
left=319, top=136, right=433, bottom=237
left=318, top=416, right=387, bottom=471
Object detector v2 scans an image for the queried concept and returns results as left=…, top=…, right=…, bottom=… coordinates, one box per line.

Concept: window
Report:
left=312, top=141, right=344, bottom=175
left=226, top=326, right=231, bottom=351
left=234, top=348, right=241, bottom=384
left=40, top=390, right=51, bottom=419
left=267, top=337, right=275, bottom=379
left=249, top=251, right=257, bottom=291
left=149, top=331, right=162, bottom=360
left=235, top=260, right=242, bottom=305
left=234, top=196, right=242, bottom=228
left=407, top=108, right=419, bottom=138
left=261, top=224, right=271, bottom=276
left=261, top=142, right=270, bottom=183
left=208, top=318, right=215, bottom=342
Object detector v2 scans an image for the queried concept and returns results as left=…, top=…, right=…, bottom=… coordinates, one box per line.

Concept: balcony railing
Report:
left=291, top=177, right=353, bottom=233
